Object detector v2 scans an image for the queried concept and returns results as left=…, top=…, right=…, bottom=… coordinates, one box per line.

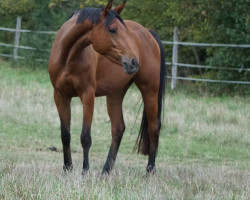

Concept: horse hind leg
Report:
left=102, top=92, right=126, bottom=174
left=54, top=90, right=73, bottom=171
left=145, top=94, right=160, bottom=174
left=135, top=91, right=160, bottom=174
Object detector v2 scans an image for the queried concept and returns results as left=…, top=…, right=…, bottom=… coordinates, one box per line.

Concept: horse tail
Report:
left=134, top=30, right=166, bottom=155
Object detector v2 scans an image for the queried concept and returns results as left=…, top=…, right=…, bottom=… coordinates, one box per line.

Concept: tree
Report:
left=0, top=0, right=34, bottom=15
left=0, top=0, right=249, bottom=94
left=201, top=0, right=250, bottom=94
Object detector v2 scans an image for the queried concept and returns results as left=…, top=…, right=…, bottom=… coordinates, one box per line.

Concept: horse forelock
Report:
left=105, top=10, right=126, bottom=27
left=76, top=8, right=102, bottom=24
left=75, top=7, right=125, bottom=27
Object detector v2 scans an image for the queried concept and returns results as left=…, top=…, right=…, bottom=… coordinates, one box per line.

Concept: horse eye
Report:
left=108, top=28, right=117, bottom=34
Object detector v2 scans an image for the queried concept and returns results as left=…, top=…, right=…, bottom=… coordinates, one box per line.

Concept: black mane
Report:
left=74, top=7, right=125, bottom=27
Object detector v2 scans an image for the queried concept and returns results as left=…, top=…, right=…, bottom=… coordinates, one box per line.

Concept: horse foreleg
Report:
left=80, top=89, right=95, bottom=175
left=102, top=92, right=126, bottom=174
left=54, top=90, right=72, bottom=171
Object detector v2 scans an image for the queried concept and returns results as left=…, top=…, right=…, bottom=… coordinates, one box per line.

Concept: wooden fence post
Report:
left=171, top=27, right=178, bottom=90
left=13, top=16, right=22, bottom=60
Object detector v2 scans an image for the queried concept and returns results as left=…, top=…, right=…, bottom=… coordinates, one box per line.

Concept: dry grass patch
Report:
left=0, top=61, right=250, bottom=199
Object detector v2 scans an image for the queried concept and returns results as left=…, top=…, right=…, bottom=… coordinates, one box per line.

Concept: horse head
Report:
left=91, top=0, right=139, bottom=75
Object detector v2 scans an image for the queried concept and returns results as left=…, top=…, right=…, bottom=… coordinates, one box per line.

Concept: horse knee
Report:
left=81, top=135, right=91, bottom=149
left=81, top=128, right=92, bottom=149
left=61, top=125, right=70, bottom=146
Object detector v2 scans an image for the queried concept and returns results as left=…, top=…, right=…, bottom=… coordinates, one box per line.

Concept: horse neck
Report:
left=60, top=20, right=93, bottom=64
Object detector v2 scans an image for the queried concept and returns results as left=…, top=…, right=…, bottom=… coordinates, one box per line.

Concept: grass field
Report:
left=0, top=61, right=250, bottom=199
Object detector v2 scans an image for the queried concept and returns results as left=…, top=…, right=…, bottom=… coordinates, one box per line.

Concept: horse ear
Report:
left=103, top=0, right=114, bottom=16
left=113, top=0, right=126, bottom=14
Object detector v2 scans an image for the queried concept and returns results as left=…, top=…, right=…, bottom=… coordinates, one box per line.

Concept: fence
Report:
left=163, top=27, right=250, bottom=89
left=1, top=17, right=250, bottom=89
left=0, top=17, right=56, bottom=61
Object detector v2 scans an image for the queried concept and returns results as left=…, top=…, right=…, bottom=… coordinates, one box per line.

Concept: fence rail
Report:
left=162, top=41, right=250, bottom=48
left=0, top=42, right=36, bottom=50
left=165, top=62, right=250, bottom=72
left=166, top=76, right=250, bottom=85
left=1, top=18, right=250, bottom=88
left=0, top=27, right=57, bottom=34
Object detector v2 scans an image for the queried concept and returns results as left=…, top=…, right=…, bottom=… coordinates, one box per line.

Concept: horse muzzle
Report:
left=122, top=57, right=139, bottom=75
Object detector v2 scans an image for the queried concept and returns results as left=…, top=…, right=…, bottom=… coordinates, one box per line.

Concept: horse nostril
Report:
left=122, top=62, right=127, bottom=67
left=122, top=62, right=129, bottom=70
left=131, top=59, right=138, bottom=67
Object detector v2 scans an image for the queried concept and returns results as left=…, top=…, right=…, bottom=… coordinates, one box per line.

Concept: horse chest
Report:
left=54, top=70, right=89, bottom=97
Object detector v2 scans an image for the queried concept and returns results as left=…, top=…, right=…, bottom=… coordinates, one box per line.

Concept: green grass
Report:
left=0, top=60, right=250, bottom=199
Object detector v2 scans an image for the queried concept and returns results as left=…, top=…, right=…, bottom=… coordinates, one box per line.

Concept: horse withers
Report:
left=49, top=0, right=166, bottom=175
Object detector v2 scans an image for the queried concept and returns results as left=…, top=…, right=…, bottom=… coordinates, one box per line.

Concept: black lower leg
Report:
left=81, top=125, right=92, bottom=174
left=146, top=136, right=158, bottom=174
left=146, top=161, right=156, bottom=174
left=146, top=148, right=156, bottom=174
left=102, top=130, right=123, bottom=174
left=102, top=145, right=118, bottom=174
left=82, top=147, right=90, bottom=173
left=61, top=124, right=73, bottom=171
left=146, top=124, right=160, bottom=174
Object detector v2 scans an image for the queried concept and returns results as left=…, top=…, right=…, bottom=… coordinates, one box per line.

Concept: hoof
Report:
left=101, top=171, right=110, bottom=176
left=101, top=166, right=112, bottom=176
left=63, top=164, right=73, bottom=172
left=81, top=170, right=89, bottom=176
left=82, top=167, right=89, bottom=176
left=146, top=165, right=156, bottom=176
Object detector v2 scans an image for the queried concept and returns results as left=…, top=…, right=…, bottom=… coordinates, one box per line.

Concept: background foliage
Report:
left=0, top=0, right=249, bottom=94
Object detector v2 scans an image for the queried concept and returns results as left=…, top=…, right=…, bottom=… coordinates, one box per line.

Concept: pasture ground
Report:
left=0, top=61, right=249, bottom=199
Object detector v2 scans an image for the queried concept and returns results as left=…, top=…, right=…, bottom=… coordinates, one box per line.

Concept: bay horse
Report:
left=49, top=0, right=166, bottom=175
